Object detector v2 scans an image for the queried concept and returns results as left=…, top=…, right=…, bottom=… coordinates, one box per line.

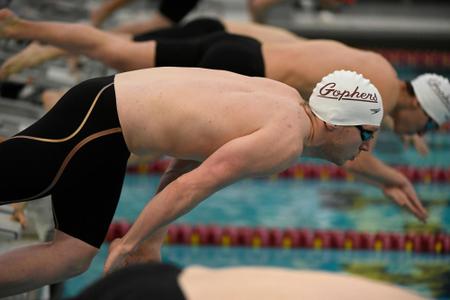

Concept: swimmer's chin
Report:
left=329, top=158, right=346, bottom=166
left=333, top=155, right=356, bottom=166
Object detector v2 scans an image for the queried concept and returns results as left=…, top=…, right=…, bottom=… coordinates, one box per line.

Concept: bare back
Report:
left=224, top=20, right=301, bottom=44
left=263, top=40, right=400, bottom=113
left=115, top=67, right=304, bottom=162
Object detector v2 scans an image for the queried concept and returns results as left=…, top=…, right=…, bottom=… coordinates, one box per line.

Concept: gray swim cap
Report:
left=411, top=73, right=450, bottom=125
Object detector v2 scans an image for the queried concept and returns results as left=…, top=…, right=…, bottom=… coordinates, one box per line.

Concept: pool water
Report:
left=115, top=175, right=449, bottom=233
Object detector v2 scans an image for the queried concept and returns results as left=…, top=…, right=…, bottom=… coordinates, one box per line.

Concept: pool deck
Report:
left=0, top=207, right=50, bottom=300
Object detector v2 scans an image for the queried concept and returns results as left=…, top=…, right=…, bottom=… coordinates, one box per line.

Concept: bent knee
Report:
left=52, top=231, right=99, bottom=276
left=68, top=249, right=97, bottom=276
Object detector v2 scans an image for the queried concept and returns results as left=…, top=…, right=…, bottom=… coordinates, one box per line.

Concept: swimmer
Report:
left=0, top=11, right=298, bottom=80
left=70, top=262, right=427, bottom=300
left=0, top=68, right=392, bottom=296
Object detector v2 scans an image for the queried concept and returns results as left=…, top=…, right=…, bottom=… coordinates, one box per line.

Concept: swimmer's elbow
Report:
left=177, top=160, right=243, bottom=203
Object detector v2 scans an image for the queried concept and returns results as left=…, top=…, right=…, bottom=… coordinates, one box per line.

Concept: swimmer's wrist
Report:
left=118, top=237, right=138, bottom=254
left=121, top=232, right=159, bottom=255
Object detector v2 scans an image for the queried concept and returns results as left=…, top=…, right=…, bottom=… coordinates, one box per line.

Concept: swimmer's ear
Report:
left=400, top=95, right=419, bottom=108
left=324, top=122, right=338, bottom=131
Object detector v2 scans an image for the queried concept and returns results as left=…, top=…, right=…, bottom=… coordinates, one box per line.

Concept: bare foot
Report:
left=0, top=8, right=21, bottom=38
left=0, top=42, right=67, bottom=79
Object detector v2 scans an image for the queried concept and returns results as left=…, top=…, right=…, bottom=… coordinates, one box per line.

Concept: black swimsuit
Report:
left=133, top=17, right=266, bottom=77
left=0, top=75, right=130, bottom=248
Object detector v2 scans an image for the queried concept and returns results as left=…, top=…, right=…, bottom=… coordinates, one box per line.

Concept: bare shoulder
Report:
left=361, top=52, right=399, bottom=107
left=240, top=124, right=302, bottom=177
left=362, top=51, right=396, bottom=76
left=252, top=76, right=302, bottom=99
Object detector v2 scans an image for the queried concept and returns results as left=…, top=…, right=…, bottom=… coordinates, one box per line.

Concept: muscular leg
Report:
left=0, top=76, right=129, bottom=295
left=0, top=9, right=156, bottom=71
left=0, top=230, right=98, bottom=297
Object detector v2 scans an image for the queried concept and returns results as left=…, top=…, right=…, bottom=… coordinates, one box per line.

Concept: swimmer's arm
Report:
left=381, top=115, right=394, bottom=130
left=116, top=128, right=298, bottom=254
left=383, top=117, right=430, bottom=156
left=126, top=153, right=162, bottom=166
left=105, top=129, right=294, bottom=273
left=345, top=151, right=402, bottom=186
left=156, top=159, right=201, bottom=193
left=344, top=151, right=427, bottom=221
left=402, top=134, right=430, bottom=156
left=91, top=0, right=136, bottom=27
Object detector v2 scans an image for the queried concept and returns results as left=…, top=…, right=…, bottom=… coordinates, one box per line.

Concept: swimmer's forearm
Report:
left=345, top=153, right=402, bottom=186
left=121, top=176, right=210, bottom=251
left=156, top=160, right=200, bottom=193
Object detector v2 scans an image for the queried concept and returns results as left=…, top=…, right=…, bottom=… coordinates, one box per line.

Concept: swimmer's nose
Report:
left=359, top=142, right=370, bottom=152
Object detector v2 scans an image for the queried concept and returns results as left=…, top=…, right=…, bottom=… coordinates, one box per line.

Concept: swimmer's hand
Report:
left=402, top=134, right=429, bottom=156
left=104, top=238, right=130, bottom=274
left=382, top=177, right=428, bottom=222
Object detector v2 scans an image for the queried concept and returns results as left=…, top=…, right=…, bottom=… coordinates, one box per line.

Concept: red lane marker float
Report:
left=105, top=222, right=450, bottom=254
left=127, top=161, right=450, bottom=184
left=373, top=49, right=450, bottom=69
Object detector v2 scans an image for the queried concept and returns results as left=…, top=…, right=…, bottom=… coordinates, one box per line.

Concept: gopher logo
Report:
left=318, top=82, right=378, bottom=103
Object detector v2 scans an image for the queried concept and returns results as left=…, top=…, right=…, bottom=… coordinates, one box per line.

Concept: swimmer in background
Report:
left=69, top=262, right=427, bottom=300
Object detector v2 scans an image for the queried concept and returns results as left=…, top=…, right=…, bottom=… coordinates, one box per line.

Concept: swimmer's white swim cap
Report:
left=411, top=73, right=450, bottom=125
left=309, top=70, right=383, bottom=126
